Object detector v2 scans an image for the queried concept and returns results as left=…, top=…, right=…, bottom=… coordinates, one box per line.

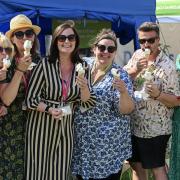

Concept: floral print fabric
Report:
left=71, top=57, right=134, bottom=179
left=0, top=83, right=26, bottom=180
left=124, top=49, right=180, bottom=138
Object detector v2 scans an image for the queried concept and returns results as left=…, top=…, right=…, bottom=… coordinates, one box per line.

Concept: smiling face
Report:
left=0, top=34, right=13, bottom=68
left=11, top=27, right=35, bottom=52
left=93, top=38, right=117, bottom=68
left=57, top=28, right=76, bottom=55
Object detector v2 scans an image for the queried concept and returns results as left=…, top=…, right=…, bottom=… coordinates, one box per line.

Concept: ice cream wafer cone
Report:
left=76, top=63, right=85, bottom=77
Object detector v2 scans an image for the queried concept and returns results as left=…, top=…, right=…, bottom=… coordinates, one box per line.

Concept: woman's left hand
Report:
left=76, top=75, right=88, bottom=90
left=112, top=77, right=128, bottom=94
left=146, top=82, right=161, bottom=99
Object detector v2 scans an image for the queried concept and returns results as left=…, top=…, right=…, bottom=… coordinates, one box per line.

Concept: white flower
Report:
left=143, top=71, right=153, bottom=81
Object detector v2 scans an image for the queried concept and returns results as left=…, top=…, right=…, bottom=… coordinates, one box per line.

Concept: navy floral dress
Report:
left=71, top=57, right=134, bottom=179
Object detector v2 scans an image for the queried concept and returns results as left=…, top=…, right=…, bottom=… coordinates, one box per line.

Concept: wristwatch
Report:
left=45, top=105, right=50, bottom=113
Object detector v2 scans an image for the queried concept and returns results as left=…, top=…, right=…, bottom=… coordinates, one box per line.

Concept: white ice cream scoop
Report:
left=143, top=48, right=151, bottom=59
left=111, top=68, right=120, bottom=78
left=23, top=40, right=32, bottom=56
left=2, top=55, right=11, bottom=70
left=76, top=63, right=85, bottom=76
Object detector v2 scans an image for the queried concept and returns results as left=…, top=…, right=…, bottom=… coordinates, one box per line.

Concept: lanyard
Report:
left=61, top=79, right=70, bottom=102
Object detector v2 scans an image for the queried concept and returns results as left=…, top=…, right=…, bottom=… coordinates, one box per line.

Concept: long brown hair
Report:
left=48, top=20, right=82, bottom=64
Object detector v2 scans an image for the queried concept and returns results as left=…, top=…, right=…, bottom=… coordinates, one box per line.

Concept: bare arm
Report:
left=76, top=75, right=91, bottom=102
left=119, top=91, right=135, bottom=114
left=113, top=78, right=135, bottom=114
left=156, top=93, right=180, bottom=108
left=125, top=58, right=147, bottom=80
left=1, top=70, right=24, bottom=106
left=1, top=55, right=31, bottom=106
left=146, top=82, right=180, bottom=108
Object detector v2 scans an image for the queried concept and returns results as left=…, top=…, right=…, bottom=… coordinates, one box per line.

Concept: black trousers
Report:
left=76, top=169, right=122, bottom=180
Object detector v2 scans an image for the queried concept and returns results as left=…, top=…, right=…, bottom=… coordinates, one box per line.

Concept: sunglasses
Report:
left=96, top=44, right=117, bottom=53
left=14, top=29, right=34, bottom=39
left=138, top=37, right=157, bottom=44
left=0, top=47, right=12, bottom=54
left=57, top=34, right=76, bottom=42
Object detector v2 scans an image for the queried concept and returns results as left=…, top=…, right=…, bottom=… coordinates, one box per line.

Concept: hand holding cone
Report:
left=111, top=68, right=120, bottom=79
left=76, top=63, right=85, bottom=77
left=143, top=48, right=151, bottom=59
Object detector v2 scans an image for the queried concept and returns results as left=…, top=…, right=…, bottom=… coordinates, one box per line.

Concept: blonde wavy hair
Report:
left=0, top=32, right=14, bottom=59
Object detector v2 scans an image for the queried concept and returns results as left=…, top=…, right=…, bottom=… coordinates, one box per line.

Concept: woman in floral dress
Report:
left=71, top=29, right=135, bottom=180
left=0, top=14, right=41, bottom=179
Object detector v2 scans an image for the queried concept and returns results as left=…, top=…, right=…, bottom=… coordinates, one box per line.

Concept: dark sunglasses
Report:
left=96, top=44, right=117, bottom=53
left=57, top=34, right=76, bottom=42
left=138, top=37, right=157, bottom=44
left=0, top=47, right=12, bottom=54
left=14, top=29, right=34, bottom=39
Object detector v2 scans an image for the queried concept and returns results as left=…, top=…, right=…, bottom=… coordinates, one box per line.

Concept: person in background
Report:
left=0, top=14, right=41, bottom=179
left=25, top=20, right=96, bottom=180
left=71, top=29, right=135, bottom=180
left=0, top=33, right=11, bottom=118
left=0, top=33, right=13, bottom=120
left=168, top=55, right=180, bottom=180
left=124, top=22, right=180, bottom=180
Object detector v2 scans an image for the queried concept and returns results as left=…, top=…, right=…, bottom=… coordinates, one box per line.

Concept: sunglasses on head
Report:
left=0, top=47, right=12, bottom=54
left=57, top=34, right=76, bottom=42
left=96, top=44, right=117, bottom=53
left=138, top=37, right=157, bottom=44
left=14, top=29, right=34, bottom=39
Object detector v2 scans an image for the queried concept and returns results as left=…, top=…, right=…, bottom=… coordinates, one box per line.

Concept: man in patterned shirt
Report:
left=124, top=22, right=180, bottom=180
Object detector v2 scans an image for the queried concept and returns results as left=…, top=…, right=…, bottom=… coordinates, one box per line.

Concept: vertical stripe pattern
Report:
left=25, top=58, right=96, bottom=180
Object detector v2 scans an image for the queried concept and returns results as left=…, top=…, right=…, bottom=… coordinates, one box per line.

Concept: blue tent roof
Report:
left=0, top=0, right=156, bottom=53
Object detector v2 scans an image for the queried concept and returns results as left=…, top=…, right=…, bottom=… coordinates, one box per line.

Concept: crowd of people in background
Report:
left=0, top=14, right=180, bottom=180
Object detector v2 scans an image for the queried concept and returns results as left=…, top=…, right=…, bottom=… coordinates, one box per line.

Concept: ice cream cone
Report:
left=24, top=40, right=32, bottom=56
left=2, top=56, right=11, bottom=70
left=143, top=48, right=151, bottom=59
left=111, top=68, right=120, bottom=79
left=76, top=63, right=85, bottom=77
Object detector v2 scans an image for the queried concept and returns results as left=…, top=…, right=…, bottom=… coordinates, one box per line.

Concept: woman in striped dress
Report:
left=25, top=20, right=96, bottom=180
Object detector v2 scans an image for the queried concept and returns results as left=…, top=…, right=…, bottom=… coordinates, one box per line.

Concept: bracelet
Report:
left=15, top=67, right=26, bottom=73
left=154, top=91, right=161, bottom=100
left=44, top=105, right=50, bottom=113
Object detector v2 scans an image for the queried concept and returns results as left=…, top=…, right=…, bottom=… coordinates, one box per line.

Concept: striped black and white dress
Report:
left=25, top=58, right=96, bottom=180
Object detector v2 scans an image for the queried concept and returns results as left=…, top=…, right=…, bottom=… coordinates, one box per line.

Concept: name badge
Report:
left=60, top=105, right=72, bottom=116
